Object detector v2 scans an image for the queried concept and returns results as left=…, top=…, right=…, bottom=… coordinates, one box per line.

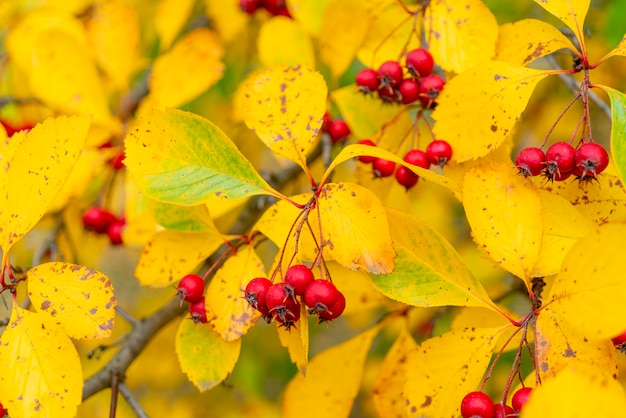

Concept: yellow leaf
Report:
left=258, top=17, right=315, bottom=67
left=535, top=308, right=618, bottom=380
left=154, top=0, right=195, bottom=51
left=404, top=327, right=501, bottom=418
left=533, top=0, right=590, bottom=53
left=205, top=246, right=265, bottom=341
left=202, top=0, right=248, bottom=42
left=521, top=368, right=626, bottom=418
left=149, top=200, right=219, bottom=233
left=545, top=223, right=626, bottom=339
left=495, top=19, right=578, bottom=66
left=432, top=62, right=550, bottom=162
left=242, top=64, right=327, bottom=170
left=283, top=325, right=381, bottom=418
left=150, top=28, right=225, bottom=108
left=531, top=190, right=592, bottom=277
left=277, top=302, right=309, bottom=373
left=0, top=115, right=90, bottom=252
left=319, top=0, right=370, bottom=77
left=86, top=0, right=140, bottom=90
left=0, top=306, right=82, bottom=418
left=135, top=230, right=225, bottom=288
left=425, top=0, right=498, bottom=73
left=175, top=319, right=241, bottom=391
left=372, top=328, right=418, bottom=418
left=287, top=0, right=332, bottom=36
left=318, top=182, right=396, bottom=274
left=451, top=307, right=521, bottom=351
left=599, top=34, right=626, bottom=62
left=327, top=262, right=389, bottom=314
left=462, top=162, right=543, bottom=282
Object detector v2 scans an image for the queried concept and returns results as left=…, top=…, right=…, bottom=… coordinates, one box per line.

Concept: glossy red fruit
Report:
left=327, top=120, right=351, bottom=143
left=405, top=48, right=435, bottom=78
left=356, top=139, right=377, bottom=163
left=404, top=149, right=430, bottom=169
left=372, top=158, right=396, bottom=178
left=107, top=218, right=126, bottom=245
left=0, top=401, right=7, bottom=417
left=1, top=119, right=33, bottom=137
left=512, top=387, right=533, bottom=412
left=284, top=264, right=314, bottom=296
left=611, top=330, right=626, bottom=346
left=377, top=85, right=400, bottom=103
left=419, top=74, right=446, bottom=108
left=318, top=290, right=346, bottom=321
left=244, top=277, right=272, bottom=315
left=356, top=68, right=379, bottom=93
left=493, top=404, right=515, bottom=418
left=189, top=298, right=208, bottom=323
left=426, top=140, right=453, bottom=167
left=82, top=206, right=117, bottom=234
left=377, top=61, right=404, bottom=88
left=177, top=274, right=205, bottom=303
left=263, top=0, right=291, bottom=17
left=398, top=78, right=420, bottom=104
left=304, top=279, right=339, bottom=313
left=460, top=391, right=495, bottom=418
left=239, top=0, right=260, bottom=14
left=266, top=283, right=300, bottom=323
left=575, top=142, right=609, bottom=179
left=395, top=166, right=419, bottom=189
left=110, top=151, right=125, bottom=170
left=515, top=147, right=545, bottom=177
left=545, top=141, right=576, bottom=178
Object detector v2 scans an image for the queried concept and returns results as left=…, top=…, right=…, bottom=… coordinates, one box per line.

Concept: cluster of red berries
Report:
left=176, top=274, right=207, bottom=323
left=244, top=264, right=346, bottom=330
left=355, top=139, right=453, bottom=189
left=323, top=112, right=351, bottom=143
left=515, top=141, right=609, bottom=182
left=82, top=206, right=126, bottom=246
left=239, top=0, right=291, bottom=17
left=460, top=388, right=532, bottom=418
left=356, top=48, right=445, bottom=108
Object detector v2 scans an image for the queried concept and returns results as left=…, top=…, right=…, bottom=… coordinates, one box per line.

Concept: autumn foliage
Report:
left=1, top=0, right=626, bottom=417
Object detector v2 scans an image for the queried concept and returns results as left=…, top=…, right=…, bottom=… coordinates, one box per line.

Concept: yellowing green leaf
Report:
left=462, top=162, right=543, bottom=282
left=425, top=0, right=498, bottom=73
left=149, top=28, right=225, bottom=108
left=27, top=262, right=116, bottom=340
left=205, top=246, right=265, bottom=341
left=521, top=368, right=626, bottom=418
left=202, top=0, right=248, bottom=42
left=242, top=65, right=327, bottom=170
left=149, top=201, right=219, bottom=233
left=535, top=308, right=618, bottom=380
left=258, top=17, right=314, bottom=67
left=595, top=85, right=626, bottom=185
left=371, top=208, right=496, bottom=309
left=283, top=325, right=381, bottom=418
left=175, top=319, right=241, bottom=391
left=546, top=223, right=626, bottom=339
left=533, top=0, right=590, bottom=51
left=125, top=108, right=279, bottom=204
left=154, top=0, right=195, bottom=51
left=287, top=0, right=332, bottom=36
left=318, top=182, right=395, bottom=274
left=404, top=327, right=500, bottom=418
left=600, top=34, right=626, bottom=61
left=135, top=230, right=225, bottom=288
left=495, top=19, right=578, bottom=66
left=0, top=306, right=82, bottom=418
left=432, top=62, right=549, bottom=162
left=0, top=115, right=90, bottom=252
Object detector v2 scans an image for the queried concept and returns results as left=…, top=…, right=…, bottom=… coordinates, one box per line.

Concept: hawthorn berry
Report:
left=106, top=218, right=125, bottom=246
left=356, top=68, right=379, bottom=93
left=515, top=147, right=545, bottom=177
left=377, top=85, right=400, bottom=103
left=545, top=141, right=576, bottom=179
left=263, top=0, right=291, bottom=17
left=426, top=140, right=453, bottom=167
left=398, top=78, right=420, bottom=104
left=493, top=404, right=515, bottom=418
left=304, top=279, right=339, bottom=314
left=512, top=387, right=533, bottom=412
left=395, top=166, right=419, bottom=189
left=405, top=48, right=434, bottom=78
left=356, top=139, right=377, bottom=163
left=0, top=402, right=6, bottom=417
left=244, top=277, right=272, bottom=315
left=284, top=264, right=314, bottom=296
left=266, top=283, right=300, bottom=324
left=377, top=61, right=404, bottom=88
left=419, top=74, right=445, bottom=108
left=403, top=149, right=430, bottom=169
left=326, top=119, right=351, bottom=143
left=575, top=142, right=609, bottom=179
left=611, top=330, right=626, bottom=347
left=82, top=206, right=117, bottom=234
left=317, top=290, right=346, bottom=321
left=460, top=391, right=495, bottom=418
left=274, top=298, right=301, bottom=330
left=110, top=151, right=125, bottom=170
left=372, top=158, right=396, bottom=178
left=176, top=274, right=205, bottom=304
left=189, top=297, right=208, bottom=323
left=239, top=0, right=260, bottom=14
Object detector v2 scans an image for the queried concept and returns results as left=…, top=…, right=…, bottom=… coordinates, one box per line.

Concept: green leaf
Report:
left=595, top=85, right=626, bottom=184
left=149, top=200, right=219, bottom=233
left=125, top=108, right=281, bottom=205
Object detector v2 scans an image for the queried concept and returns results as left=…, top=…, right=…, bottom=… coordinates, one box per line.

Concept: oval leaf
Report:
left=533, top=0, right=590, bottom=50
left=0, top=306, right=82, bottom=418
left=175, top=319, right=241, bottom=392
left=595, top=85, right=626, bottom=185
left=154, top=0, right=194, bottom=51
left=125, top=108, right=279, bottom=204
left=258, top=17, right=315, bottom=67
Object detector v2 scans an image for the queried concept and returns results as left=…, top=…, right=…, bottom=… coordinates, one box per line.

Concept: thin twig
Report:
left=110, top=372, right=121, bottom=418
left=118, top=382, right=149, bottom=418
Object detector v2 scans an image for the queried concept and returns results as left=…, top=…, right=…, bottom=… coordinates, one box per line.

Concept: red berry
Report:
left=356, top=68, right=379, bottom=93
left=304, top=279, right=339, bottom=313
left=266, top=283, right=300, bottom=324
left=244, top=277, right=272, bottom=316
left=545, top=141, right=576, bottom=179
left=82, top=206, right=116, bottom=234
left=419, top=74, right=445, bottom=108
left=110, top=151, right=125, bottom=170
left=515, top=147, right=545, bottom=177
left=284, top=264, right=314, bottom=296
left=377, top=85, right=400, bottom=103
left=398, top=78, right=420, bottom=104
left=274, top=298, right=301, bottom=330
left=107, top=218, right=125, bottom=245
left=377, top=61, right=404, bottom=88
left=356, top=139, right=377, bottom=163
left=395, top=166, right=419, bottom=189
left=493, top=404, right=515, bottom=418
left=189, top=297, right=207, bottom=323
left=512, top=387, right=533, bottom=412
left=0, top=401, right=7, bottom=417
left=403, top=149, right=430, bottom=169
left=426, top=140, right=453, bottom=167
left=177, top=274, right=205, bottom=304
left=318, top=290, right=346, bottom=321
left=611, top=330, right=626, bottom=346
left=575, top=142, right=609, bottom=179
left=327, top=120, right=351, bottom=143
left=372, top=158, right=396, bottom=178
left=460, top=391, right=495, bottom=418
left=263, top=0, right=291, bottom=17
left=405, top=48, right=434, bottom=78
left=239, top=0, right=260, bottom=14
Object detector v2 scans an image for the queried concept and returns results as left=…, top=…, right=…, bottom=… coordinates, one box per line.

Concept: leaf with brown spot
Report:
left=27, top=262, right=117, bottom=339
left=533, top=0, right=590, bottom=50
